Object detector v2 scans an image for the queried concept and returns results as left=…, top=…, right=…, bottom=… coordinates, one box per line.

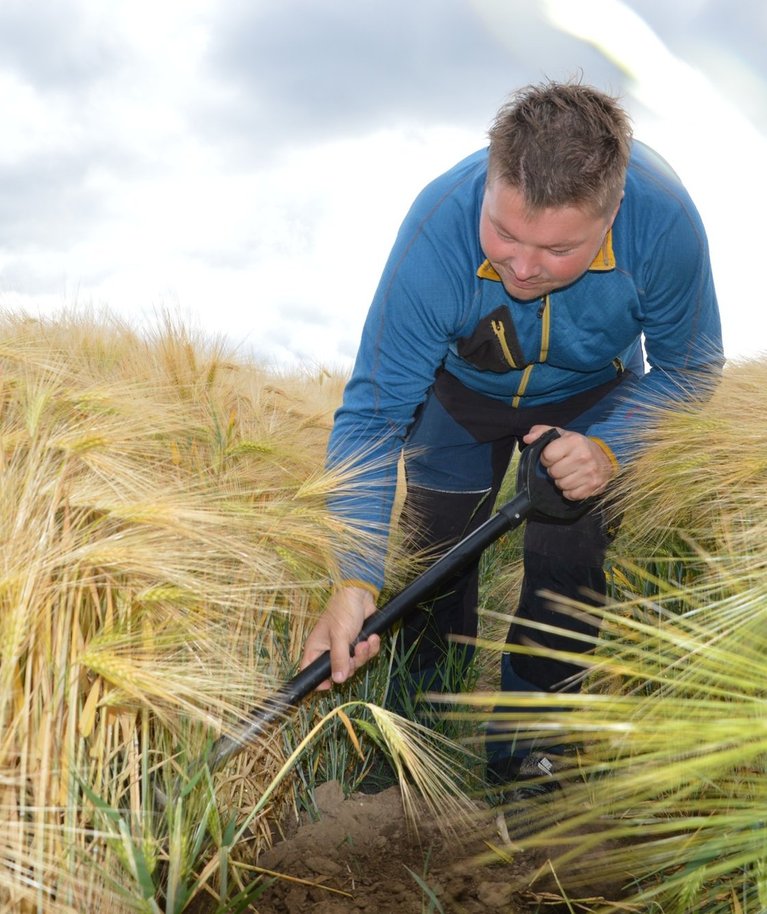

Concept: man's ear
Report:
left=608, top=191, right=625, bottom=227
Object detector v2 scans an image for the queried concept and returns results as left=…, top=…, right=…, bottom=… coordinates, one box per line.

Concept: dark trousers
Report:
left=390, top=369, right=628, bottom=772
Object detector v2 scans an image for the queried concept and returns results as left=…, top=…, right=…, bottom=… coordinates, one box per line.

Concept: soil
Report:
left=251, top=781, right=625, bottom=913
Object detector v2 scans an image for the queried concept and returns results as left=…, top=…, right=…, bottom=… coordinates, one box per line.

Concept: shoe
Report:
left=486, top=749, right=567, bottom=792
left=495, top=751, right=565, bottom=843
left=485, top=754, right=523, bottom=792
left=507, top=751, right=563, bottom=801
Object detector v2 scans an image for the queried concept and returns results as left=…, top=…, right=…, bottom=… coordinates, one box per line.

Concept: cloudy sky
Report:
left=1, top=0, right=765, bottom=369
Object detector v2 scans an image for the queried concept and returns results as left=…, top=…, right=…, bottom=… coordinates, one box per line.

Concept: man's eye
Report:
left=550, top=249, right=573, bottom=257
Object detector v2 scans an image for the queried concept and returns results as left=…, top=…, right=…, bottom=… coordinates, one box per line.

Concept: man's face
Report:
left=479, top=178, right=619, bottom=300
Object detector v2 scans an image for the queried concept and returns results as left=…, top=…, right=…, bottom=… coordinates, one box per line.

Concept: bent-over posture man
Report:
left=300, top=80, right=723, bottom=790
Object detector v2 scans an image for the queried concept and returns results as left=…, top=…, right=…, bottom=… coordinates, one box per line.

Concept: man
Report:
left=300, top=81, right=723, bottom=788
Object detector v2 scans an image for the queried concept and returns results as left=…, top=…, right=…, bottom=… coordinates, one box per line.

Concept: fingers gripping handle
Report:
left=516, top=428, right=592, bottom=521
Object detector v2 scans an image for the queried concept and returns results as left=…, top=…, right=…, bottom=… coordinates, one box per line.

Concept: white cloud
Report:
left=544, top=0, right=767, bottom=360
left=0, top=0, right=765, bottom=368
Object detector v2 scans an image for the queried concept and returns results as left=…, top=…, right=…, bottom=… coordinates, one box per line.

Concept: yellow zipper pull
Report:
left=491, top=319, right=518, bottom=369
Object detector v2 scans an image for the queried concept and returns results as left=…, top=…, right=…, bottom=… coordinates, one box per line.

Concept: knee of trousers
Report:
left=507, top=521, right=608, bottom=691
left=505, top=557, right=604, bottom=691
left=400, top=483, right=494, bottom=555
left=509, top=548, right=606, bottom=647
left=523, top=506, right=613, bottom=566
left=398, top=485, right=494, bottom=655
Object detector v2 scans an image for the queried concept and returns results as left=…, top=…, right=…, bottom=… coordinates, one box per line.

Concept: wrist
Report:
left=337, top=578, right=380, bottom=601
left=588, top=436, right=620, bottom=475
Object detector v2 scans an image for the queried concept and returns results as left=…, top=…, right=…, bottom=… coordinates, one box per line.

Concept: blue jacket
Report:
left=328, top=141, right=723, bottom=589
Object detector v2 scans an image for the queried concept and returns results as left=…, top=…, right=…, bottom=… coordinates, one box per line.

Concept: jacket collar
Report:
left=476, top=229, right=615, bottom=281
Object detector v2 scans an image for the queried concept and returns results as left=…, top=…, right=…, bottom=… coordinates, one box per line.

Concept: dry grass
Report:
left=464, top=357, right=767, bottom=913
left=611, top=356, right=767, bottom=564
left=0, top=309, right=391, bottom=912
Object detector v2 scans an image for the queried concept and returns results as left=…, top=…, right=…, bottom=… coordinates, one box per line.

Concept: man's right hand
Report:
left=299, top=585, right=380, bottom=690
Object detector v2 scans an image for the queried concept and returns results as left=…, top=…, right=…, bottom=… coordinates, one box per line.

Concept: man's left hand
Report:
left=524, top=425, right=615, bottom=501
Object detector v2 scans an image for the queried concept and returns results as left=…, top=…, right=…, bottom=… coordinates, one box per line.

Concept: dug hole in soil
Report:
left=253, top=780, right=624, bottom=913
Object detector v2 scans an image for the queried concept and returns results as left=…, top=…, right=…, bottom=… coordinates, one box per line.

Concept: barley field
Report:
left=0, top=311, right=382, bottom=912
left=3, top=310, right=767, bottom=913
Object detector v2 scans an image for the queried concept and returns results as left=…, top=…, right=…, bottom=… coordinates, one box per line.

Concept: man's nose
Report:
left=507, top=246, right=539, bottom=280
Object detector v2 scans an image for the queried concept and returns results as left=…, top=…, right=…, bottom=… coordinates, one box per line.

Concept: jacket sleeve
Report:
left=326, top=212, right=472, bottom=590
left=586, top=197, right=723, bottom=464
